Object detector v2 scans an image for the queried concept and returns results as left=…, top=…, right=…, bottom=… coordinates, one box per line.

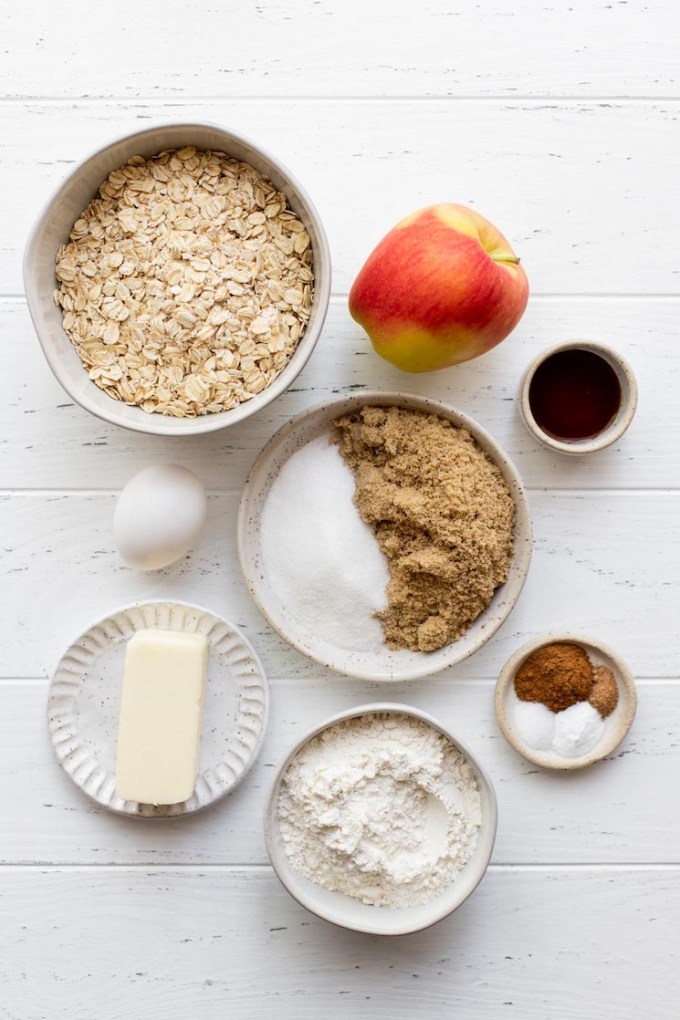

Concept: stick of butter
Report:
left=116, top=629, right=208, bottom=805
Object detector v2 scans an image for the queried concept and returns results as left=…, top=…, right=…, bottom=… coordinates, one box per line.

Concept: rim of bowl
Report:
left=519, top=340, right=638, bottom=455
left=23, top=121, right=331, bottom=437
left=237, top=390, right=533, bottom=682
left=264, top=701, right=498, bottom=935
left=494, top=632, right=637, bottom=770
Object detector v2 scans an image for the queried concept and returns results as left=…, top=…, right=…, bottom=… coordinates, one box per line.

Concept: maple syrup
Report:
left=528, top=348, right=621, bottom=441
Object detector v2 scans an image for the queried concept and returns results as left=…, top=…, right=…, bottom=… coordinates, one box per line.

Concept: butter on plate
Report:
left=116, top=629, right=208, bottom=805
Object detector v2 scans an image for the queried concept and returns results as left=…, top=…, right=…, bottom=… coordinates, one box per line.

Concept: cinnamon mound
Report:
left=514, top=642, right=593, bottom=713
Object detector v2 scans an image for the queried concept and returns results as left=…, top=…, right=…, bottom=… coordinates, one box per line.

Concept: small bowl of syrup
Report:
left=520, top=340, right=637, bottom=455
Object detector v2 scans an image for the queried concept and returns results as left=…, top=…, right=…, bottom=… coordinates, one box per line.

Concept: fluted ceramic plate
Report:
left=48, top=600, right=269, bottom=818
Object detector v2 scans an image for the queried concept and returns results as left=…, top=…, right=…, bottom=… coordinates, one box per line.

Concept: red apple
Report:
left=348, top=204, right=529, bottom=372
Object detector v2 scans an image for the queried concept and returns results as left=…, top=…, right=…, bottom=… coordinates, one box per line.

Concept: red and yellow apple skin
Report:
left=348, top=204, right=529, bottom=372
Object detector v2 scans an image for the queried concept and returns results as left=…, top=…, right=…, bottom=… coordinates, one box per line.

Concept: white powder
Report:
left=553, top=701, right=604, bottom=758
left=278, top=713, right=482, bottom=908
left=512, top=699, right=556, bottom=751
left=511, top=692, right=604, bottom=759
left=260, top=435, right=389, bottom=652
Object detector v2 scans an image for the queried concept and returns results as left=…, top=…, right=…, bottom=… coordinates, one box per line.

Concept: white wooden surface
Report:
left=2, top=2, right=679, bottom=1017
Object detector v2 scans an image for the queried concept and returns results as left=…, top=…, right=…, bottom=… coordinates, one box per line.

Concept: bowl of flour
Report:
left=238, top=391, right=532, bottom=681
left=264, top=703, right=497, bottom=935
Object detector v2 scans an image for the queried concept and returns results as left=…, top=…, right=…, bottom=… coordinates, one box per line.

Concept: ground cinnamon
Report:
left=514, top=642, right=594, bottom=713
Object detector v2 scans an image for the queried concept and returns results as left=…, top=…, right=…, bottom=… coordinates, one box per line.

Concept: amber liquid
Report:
left=528, top=349, right=621, bottom=441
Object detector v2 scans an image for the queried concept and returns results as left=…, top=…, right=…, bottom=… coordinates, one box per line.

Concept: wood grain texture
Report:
left=1, top=0, right=677, bottom=99
left=4, top=296, right=678, bottom=491
left=0, top=867, right=677, bottom=1019
left=0, top=679, right=674, bottom=867
left=1, top=490, right=677, bottom=681
left=8, top=99, right=677, bottom=296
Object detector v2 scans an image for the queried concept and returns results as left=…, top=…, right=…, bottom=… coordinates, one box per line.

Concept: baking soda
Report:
left=552, top=701, right=604, bottom=758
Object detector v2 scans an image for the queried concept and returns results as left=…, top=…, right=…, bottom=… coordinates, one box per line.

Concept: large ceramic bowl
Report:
left=264, top=702, right=498, bottom=935
left=24, top=122, right=331, bottom=436
left=238, top=391, right=532, bottom=681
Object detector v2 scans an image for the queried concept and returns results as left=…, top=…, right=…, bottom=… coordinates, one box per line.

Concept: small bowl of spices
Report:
left=495, top=634, right=637, bottom=770
left=519, top=340, right=638, bottom=455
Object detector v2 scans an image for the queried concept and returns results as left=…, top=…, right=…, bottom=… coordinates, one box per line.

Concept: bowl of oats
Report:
left=24, top=123, right=330, bottom=435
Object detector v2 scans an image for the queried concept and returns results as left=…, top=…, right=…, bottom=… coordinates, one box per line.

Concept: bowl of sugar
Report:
left=238, top=392, right=532, bottom=681
left=264, top=703, right=497, bottom=935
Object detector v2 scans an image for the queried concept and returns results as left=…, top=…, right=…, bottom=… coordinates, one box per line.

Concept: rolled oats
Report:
left=55, top=149, right=315, bottom=417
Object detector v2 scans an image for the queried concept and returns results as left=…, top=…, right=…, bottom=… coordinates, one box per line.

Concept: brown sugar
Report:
left=514, top=642, right=594, bottom=713
left=589, top=665, right=619, bottom=718
left=333, top=405, right=515, bottom=653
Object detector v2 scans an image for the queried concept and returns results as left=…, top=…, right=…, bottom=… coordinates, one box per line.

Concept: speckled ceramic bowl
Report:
left=238, top=391, right=533, bottom=681
left=519, top=340, right=638, bottom=455
left=264, top=702, right=497, bottom=935
left=24, top=122, right=331, bottom=436
left=495, top=633, right=637, bottom=770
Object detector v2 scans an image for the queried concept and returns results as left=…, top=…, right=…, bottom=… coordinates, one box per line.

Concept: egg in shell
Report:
left=114, top=464, right=208, bottom=570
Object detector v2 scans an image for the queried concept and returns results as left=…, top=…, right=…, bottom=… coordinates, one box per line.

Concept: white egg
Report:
left=113, top=464, right=207, bottom=570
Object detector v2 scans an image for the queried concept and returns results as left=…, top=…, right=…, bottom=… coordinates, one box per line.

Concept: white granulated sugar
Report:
left=260, top=435, right=389, bottom=652
left=552, top=700, right=604, bottom=758
left=512, top=698, right=556, bottom=751
left=278, top=713, right=481, bottom=908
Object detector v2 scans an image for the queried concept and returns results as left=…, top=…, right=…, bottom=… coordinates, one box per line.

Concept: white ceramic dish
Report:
left=47, top=600, right=269, bottom=817
left=495, top=633, right=637, bottom=770
left=519, top=340, right=638, bottom=454
left=238, top=391, right=533, bottom=681
left=24, top=122, right=331, bottom=436
left=264, top=702, right=497, bottom=935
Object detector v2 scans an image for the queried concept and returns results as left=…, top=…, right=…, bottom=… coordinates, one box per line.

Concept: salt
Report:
left=260, top=435, right=390, bottom=652
left=512, top=699, right=556, bottom=751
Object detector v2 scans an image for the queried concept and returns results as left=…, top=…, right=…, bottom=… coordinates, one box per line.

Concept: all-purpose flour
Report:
left=278, top=713, right=481, bottom=908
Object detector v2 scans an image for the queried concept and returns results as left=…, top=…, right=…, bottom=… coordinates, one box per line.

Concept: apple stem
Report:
left=492, top=254, right=521, bottom=265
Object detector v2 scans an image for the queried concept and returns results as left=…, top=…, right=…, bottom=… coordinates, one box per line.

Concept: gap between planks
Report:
left=2, top=487, right=680, bottom=496
left=0, top=676, right=675, bottom=685
left=0, top=862, right=677, bottom=872
left=3, top=294, right=680, bottom=305
left=3, top=95, right=680, bottom=105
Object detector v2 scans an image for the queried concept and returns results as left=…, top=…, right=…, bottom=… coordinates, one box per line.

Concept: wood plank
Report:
left=3, top=297, right=677, bottom=491
left=0, top=867, right=676, bottom=1018
left=0, top=490, right=677, bottom=680
left=0, top=678, right=674, bottom=866
left=2, top=0, right=676, bottom=100
left=7, top=99, right=677, bottom=296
